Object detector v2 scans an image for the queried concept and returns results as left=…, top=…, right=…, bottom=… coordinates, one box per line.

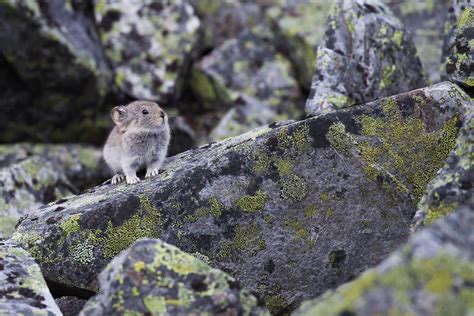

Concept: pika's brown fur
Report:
left=103, top=101, right=170, bottom=184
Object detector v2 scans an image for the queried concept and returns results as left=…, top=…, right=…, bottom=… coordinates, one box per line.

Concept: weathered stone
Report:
left=0, top=240, right=62, bottom=315
left=306, top=0, right=427, bottom=116
left=0, top=144, right=108, bottom=239
left=0, top=0, right=112, bottom=143
left=191, top=31, right=303, bottom=141
left=190, top=0, right=266, bottom=51
left=80, top=239, right=267, bottom=315
left=265, top=0, right=333, bottom=89
left=55, top=296, right=87, bottom=316
left=294, top=202, right=474, bottom=316
left=445, top=4, right=474, bottom=88
left=12, top=82, right=467, bottom=313
left=413, top=102, right=474, bottom=230
left=441, top=0, right=472, bottom=80
left=94, top=0, right=200, bottom=103
left=385, top=0, right=452, bottom=83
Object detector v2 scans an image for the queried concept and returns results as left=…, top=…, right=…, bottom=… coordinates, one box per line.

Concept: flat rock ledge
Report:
left=11, top=82, right=469, bottom=313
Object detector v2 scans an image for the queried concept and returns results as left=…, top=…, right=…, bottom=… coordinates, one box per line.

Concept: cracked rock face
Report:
left=94, top=0, right=200, bottom=103
left=305, top=0, right=427, bottom=116
left=0, top=240, right=62, bottom=315
left=295, top=201, right=474, bottom=316
left=11, top=82, right=468, bottom=313
left=445, top=4, right=474, bottom=88
left=0, top=0, right=111, bottom=143
left=80, top=238, right=267, bottom=316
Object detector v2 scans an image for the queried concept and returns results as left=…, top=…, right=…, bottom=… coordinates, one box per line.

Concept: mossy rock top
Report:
left=11, top=82, right=469, bottom=314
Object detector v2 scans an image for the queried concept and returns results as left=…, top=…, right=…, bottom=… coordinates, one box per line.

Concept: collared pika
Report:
left=103, top=101, right=170, bottom=184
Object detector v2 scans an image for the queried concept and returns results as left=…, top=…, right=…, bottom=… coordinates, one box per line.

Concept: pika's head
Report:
left=111, top=101, right=168, bottom=131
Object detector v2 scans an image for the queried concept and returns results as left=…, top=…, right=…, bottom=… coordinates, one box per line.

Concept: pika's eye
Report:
left=142, top=109, right=149, bottom=115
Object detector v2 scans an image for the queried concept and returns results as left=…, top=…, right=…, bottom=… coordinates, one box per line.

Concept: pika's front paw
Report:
left=126, top=175, right=140, bottom=184
left=145, top=168, right=160, bottom=178
left=111, top=174, right=125, bottom=184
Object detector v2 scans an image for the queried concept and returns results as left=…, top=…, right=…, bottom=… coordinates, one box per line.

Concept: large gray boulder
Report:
left=0, top=144, right=108, bottom=239
left=0, top=240, right=62, bottom=315
left=94, top=0, right=201, bottom=103
left=80, top=239, right=267, bottom=315
left=445, top=4, right=474, bottom=88
left=295, top=201, right=474, bottom=316
left=413, top=104, right=473, bottom=230
left=306, top=0, right=427, bottom=116
left=0, top=0, right=112, bottom=143
left=11, top=82, right=467, bottom=313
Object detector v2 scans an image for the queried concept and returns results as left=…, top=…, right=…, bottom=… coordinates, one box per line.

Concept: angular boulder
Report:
left=413, top=104, right=473, bottom=230
left=295, top=202, right=474, bottom=316
left=0, top=0, right=112, bottom=143
left=12, top=82, right=467, bottom=313
left=0, top=144, right=108, bottom=239
left=306, top=0, right=427, bottom=116
left=445, top=5, right=474, bottom=88
left=94, top=0, right=201, bottom=102
left=0, top=240, right=62, bottom=315
left=80, top=239, right=267, bottom=315
left=56, top=296, right=87, bottom=316
left=265, top=0, right=333, bottom=89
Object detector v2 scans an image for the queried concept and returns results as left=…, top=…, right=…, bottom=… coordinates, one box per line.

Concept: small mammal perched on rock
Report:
left=103, top=101, right=170, bottom=184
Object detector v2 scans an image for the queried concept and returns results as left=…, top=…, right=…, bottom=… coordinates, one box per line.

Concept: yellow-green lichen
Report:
left=185, top=197, right=223, bottom=222
left=218, top=223, right=262, bottom=259
left=253, top=152, right=271, bottom=174
left=277, top=159, right=293, bottom=177
left=281, top=174, right=308, bottom=202
left=144, top=295, right=166, bottom=315
left=358, top=98, right=459, bottom=199
left=235, top=189, right=266, bottom=213
left=326, top=122, right=355, bottom=156
left=424, top=203, right=458, bottom=225
left=304, top=205, right=318, bottom=218
left=285, top=218, right=311, bottom=246
left=60, top=214, right=81, bottom=237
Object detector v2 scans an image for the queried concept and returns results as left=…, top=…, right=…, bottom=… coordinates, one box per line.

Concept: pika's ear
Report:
left=111, top=106, right=127, bottom=126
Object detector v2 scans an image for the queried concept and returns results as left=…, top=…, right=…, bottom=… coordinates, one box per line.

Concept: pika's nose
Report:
left=160, top=111, right=165, bottom=119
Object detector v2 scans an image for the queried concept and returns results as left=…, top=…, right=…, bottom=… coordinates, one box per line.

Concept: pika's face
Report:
left=111, top=101, right=168, bottom=131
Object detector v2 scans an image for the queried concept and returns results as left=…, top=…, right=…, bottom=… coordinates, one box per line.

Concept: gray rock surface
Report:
left=265, top=0, right=333, bottom=89
left=0, top=144, right=108, bottom=239
left=295, top=201, right=474, bottom=316
left=11, top=82, right=467, bottom=313
left=413, top=101, right=474, bottom=230
left=306, top=0, right=427, bottom=116
left=94, top=0, right=201, bottom=103
left=0, top=0, right=112, bottom=143
left=385, top=0, right=452, bottom=83
left=0, top=240, right=62, bottom=315
left=445, top=4, right=474, bottom=88
left=80, top=238, right=267, bottom=316
left=55, top=296, right=87, bottom=316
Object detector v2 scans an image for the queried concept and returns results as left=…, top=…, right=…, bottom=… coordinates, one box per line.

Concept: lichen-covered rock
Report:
left=445, top=4, right=474, bottom=88
left=0, top=0, right=112, bottom=143
left=0, top=144, right=108, bottom=239
left=306, top=0, right=427, bottom=116
left=190, top=0, right=265, bottom=51
left=191, top=31, right=303, bottom=141
left=413, top=103, right=474, bottom=230
left=385, top=0, right=452, bottom=83
left=12, top=82, right=468, bottom=313
left=441, top=0, right=471, bottom=80
left=55, top=296, right=87, bottom=316
left=294, top=202, right=474, bottom=316
left=80, top=239, right=267, bottom=315
left=94, top=0, right=200, bottom=102
left=265, top=0, right=333, bottom=89
left=0, top=240, right=62, bottom=315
